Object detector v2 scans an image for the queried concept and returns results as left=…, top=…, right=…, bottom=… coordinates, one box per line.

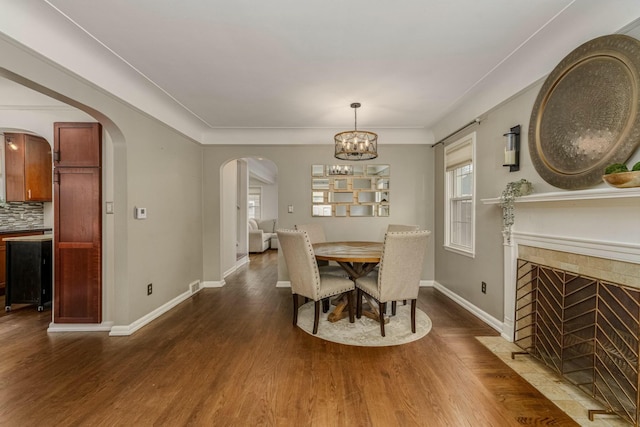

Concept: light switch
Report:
left=134, top=207, right=147, bottom=219
left=106, top=202, right=114, bottom=214
left=288, top=205, right=294, bottom=213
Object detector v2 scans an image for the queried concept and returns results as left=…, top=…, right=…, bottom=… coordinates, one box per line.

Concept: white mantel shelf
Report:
left=481, top=187, right=640, bottom=205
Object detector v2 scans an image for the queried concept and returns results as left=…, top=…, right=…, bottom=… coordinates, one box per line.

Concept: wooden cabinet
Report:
left=0, top=231, right=45, bottom=295
left=4, top=133, right=53, bottom=202
left=54, top=122, right=102, bottom=324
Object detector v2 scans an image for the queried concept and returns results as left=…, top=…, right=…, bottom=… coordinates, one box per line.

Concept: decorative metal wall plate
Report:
left=529, top=35, right=640, bottom=189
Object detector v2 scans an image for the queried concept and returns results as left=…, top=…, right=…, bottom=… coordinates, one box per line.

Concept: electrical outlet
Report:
left=147, top=283, right=153, bottom=295
left=481, top=281, right=487, bottom=294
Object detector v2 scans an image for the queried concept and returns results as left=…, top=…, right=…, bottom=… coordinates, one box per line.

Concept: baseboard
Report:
left=109, top=288, right=193, bottom=336
left=202, top=280, right=225, bottom=288
left=236, top=256, right=249, bottom=269
left=432, top=281, right=503, bottom=333
left=223, top=264, right=237, bottom=278
left=47, top=321, right=114, bottom=333
left=420, top=280, right=434, bottom=287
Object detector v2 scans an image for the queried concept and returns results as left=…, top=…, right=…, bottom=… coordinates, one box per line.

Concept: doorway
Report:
left=0, top=77, right=114, bottom=326
left=220, top=157, right=278, bottom=276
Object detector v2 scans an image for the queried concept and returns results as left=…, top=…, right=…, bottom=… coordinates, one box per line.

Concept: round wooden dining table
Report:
left=312, top=241, right=382, bottom=322
left=313, top=241, right=382, bottom=279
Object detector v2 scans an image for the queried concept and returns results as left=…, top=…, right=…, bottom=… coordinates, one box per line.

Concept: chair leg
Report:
left=313, top=300, right=321, bottom=334
left=348, top=290, right=355, bottom=323
left=292, top=294, right=299, bottom=326
left=391, top=301, right=397, bottom=316
left=411, top=299, right=417, bottom=333
left=356, top=288, right=363, bottom=319
left=379, top=302, right=386, bottom=337
left=322, top=298, right=329, bottom=313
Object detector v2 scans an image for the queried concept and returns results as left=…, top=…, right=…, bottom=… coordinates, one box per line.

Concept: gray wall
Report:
left=202, top=144, right=435, bottom=284
left=434, top=81, right=542, bottom=321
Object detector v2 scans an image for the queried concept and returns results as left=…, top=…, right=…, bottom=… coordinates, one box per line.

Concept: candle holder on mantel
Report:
left=503, top=125, right=520, bottom=172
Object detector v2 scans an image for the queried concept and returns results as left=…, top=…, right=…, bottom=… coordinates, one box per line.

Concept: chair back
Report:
left=377, top=230, right=431, bottom=302
left=387, top=224, right=419, bottom=232
left=277, top=229, right=321, bottom=300
left=295, top=223, right=327, bottom=244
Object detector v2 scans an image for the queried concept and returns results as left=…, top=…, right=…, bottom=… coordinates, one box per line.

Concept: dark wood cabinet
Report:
left=5, top=236, right=52, bottom=311
left=0, top=231, right=45, bottom=295
left=4, top=133, right=53, bottom=202
left=53, top=122, right=102, bottom=324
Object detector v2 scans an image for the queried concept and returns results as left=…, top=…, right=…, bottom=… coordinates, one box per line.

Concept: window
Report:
left=248, top=186, right=262, bottom=220
left=444, top=133, right=475, bottom=256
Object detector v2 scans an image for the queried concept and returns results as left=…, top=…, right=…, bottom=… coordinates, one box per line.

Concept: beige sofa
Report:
left=248, top=218, right=278, bottom=252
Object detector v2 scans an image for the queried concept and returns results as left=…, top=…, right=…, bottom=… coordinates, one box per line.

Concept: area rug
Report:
left=296, top=301, right=432, bottom=347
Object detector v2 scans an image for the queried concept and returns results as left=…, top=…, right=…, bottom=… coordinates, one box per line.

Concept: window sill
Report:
left=444, top=245, right=475, bottom=258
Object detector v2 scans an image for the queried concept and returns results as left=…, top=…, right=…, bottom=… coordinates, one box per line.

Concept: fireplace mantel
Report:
left=481, top=186, right=640, bottom=205
left=486, top=185, right=640, bottom=343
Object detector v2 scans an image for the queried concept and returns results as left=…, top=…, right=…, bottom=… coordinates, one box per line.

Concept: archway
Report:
left=0, top=74, right=125, bottom=329
left=220, top=156, right=278, bottom=278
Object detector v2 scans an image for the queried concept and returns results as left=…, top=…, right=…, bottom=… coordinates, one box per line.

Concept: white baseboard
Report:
left=109, top=287, right=193, bottom=336
left=109, top=280, right=204, bottom=337
left=223, top=265, right=237, bottom=278
left=420, top=280, right=434, bottom=287
left=432, top=281, right=503, bottom=333
left=202, top=280, right=225, bottom=288
left=236, top=256, right=249, bottom=268
left=48, top=321, right=114, bottom=333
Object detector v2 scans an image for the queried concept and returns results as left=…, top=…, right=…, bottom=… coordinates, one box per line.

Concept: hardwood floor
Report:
left=0, top=250, right=577, bottom=426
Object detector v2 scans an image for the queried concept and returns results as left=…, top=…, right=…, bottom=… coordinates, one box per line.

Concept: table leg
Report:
left=327, top=261, right=379, bottom=323
left=327, top=293, right=350, bottom=322
left=362, top=293, right=388, bottom=324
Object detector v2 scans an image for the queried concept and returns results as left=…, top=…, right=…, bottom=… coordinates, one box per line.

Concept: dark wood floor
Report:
left=0, top=250, right=577, bottom=426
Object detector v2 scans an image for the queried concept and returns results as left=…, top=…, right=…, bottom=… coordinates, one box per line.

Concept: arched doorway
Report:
left=0, top=75, right=122, bottom=329
left=220, top=157, right=278, bottom=277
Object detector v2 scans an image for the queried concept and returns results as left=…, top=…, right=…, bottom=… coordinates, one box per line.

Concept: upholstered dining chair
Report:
left=295, top=223, right=330, bottom=265
left=387, top=224, right=419, bottom=232
left=294, top=223, right=345, bottom=274
left=277, top=229, right=356, bottom=334
left=383, top=225, right=420, bottom=308
left=356, top=230, right=431, bottom=337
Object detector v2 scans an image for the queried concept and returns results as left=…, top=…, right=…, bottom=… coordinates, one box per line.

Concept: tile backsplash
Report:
left=0, top=202, right=45, bottom=229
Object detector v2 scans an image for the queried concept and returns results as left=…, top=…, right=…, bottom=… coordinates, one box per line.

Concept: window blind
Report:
left=445, top=140, right=472, bottom=171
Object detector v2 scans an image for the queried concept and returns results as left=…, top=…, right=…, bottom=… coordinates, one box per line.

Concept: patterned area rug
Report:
left=296, top=301, right=432, bottom=347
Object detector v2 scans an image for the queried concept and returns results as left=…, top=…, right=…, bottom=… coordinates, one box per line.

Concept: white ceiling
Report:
left=3, top=1, right=640, bottom=143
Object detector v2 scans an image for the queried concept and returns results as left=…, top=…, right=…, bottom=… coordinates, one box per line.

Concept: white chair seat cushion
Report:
left=318, top=274, right=355, bottom=299
left=356, top=273, right=380, bottom=300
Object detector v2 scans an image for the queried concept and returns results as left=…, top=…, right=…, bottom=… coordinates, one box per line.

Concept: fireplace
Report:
left=515, top=257, right=640, bottom=424
left=483, top=186, right=640, bottom=424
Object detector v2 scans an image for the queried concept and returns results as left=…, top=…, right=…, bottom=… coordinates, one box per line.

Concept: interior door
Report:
left=53, top=122, right=102, bottom=323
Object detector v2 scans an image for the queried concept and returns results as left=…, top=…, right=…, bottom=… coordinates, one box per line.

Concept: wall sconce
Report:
left=503, top=125, right=520, bottom=172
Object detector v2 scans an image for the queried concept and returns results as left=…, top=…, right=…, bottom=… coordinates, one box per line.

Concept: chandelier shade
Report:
left=334, top=103, right=378, bottom=160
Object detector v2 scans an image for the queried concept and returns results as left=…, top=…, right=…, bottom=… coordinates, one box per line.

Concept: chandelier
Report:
left=334, top=103, right=378, bottom=160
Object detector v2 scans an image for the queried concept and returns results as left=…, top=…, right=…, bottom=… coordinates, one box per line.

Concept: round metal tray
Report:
left=529, top=35, right=640, bottom=189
